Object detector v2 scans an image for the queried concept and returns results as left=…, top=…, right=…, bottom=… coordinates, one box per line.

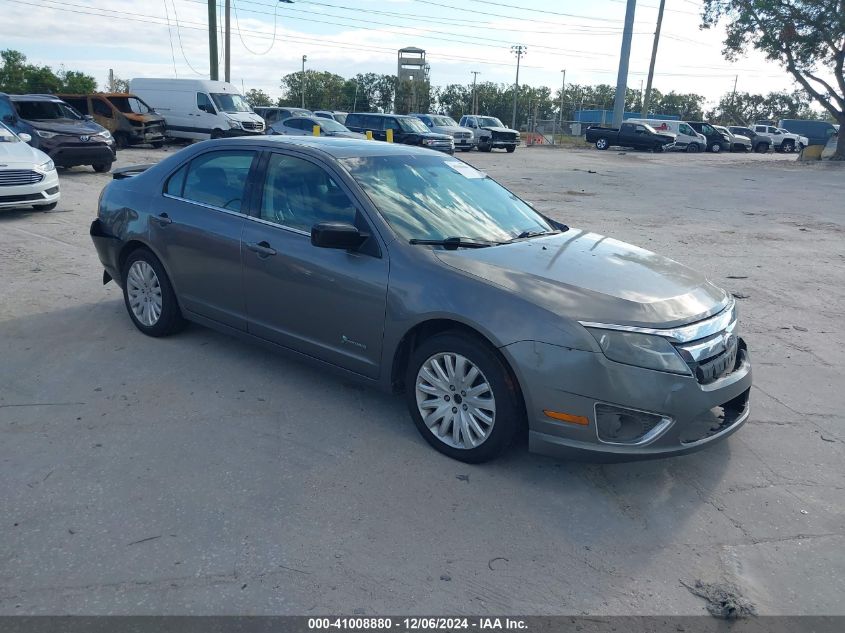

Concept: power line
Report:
left=162, top=0, right=179, bottom=76
left=231, top=0, right=280, bottom=55
left=410, top=0, right=624, bottom=24
left=169, top=0, right=207, bottom=75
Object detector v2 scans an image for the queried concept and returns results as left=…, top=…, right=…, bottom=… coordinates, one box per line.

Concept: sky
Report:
left=0, top=0, right=810, bottom=109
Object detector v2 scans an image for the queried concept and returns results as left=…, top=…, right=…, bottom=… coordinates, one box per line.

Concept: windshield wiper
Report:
left=507, top=229, right=560, bottom=242
left=409, top=236, right=501, bottom=249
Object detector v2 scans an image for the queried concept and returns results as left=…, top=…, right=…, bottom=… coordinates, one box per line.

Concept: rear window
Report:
left=180, top=150, right=256, bottom=212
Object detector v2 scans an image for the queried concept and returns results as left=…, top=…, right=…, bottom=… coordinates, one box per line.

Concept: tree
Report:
left=701, top=0, right=845, bottom=159
left=0, top=49, right=97, bottom=94
left=707, top=89, right=817, bottom=124
left=0, top=49, right=28, bottom=93
left=244, top=88, right=273, bottom=107
left=58, top=69, right=97, bottom=94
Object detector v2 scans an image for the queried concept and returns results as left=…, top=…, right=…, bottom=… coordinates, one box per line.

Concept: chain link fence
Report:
left=523, top=119, right=589, bottom=145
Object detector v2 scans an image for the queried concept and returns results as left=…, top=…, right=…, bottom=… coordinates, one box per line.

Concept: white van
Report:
left=626, top=119, right=706, bottom=152
left=129, top=78, right=264, bottom=140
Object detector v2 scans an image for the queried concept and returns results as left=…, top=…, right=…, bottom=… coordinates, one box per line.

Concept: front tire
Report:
left=506, top=145, right=516, bottom=153
left=710, top=142, right=722, bottom=153
left=781, top=140, right=795, bottom=153
left=755, top=143, right=769, bottom=153
left=121, top=249, right=185, bottom=337
left=93, top=162, right=112, bottom=173
left=405, top=332, right=522, bottom=463
left=686, top=143, right=700, bottom=153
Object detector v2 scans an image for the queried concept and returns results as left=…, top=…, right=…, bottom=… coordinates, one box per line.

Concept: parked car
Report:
left=130, top=78, right=265, bottom=140
left=314, top=110, right=348, bottom=125
left=59, top=93, right=166, bottom=149
left=627, top=119, right=706, bottom=152
left=345, top=113, right=454, bottom=153
left=268, top=116, right=364, bottom=138
left=712, top=125, right=751, bottom=152
left=585, top=122, right=675, bottom=151
left=687, top=122, right=731, bottom=153
left=254, top=106, right=312, bottom=127
left=8, top=94, right=116, bottom=172
left=90, top=136, right=751, bottom=463
left=411, top=113, right=476, bottom=152
left=0, top=120, right=60, bottom=211
left=458, top=115, right=520, bottom=152
left=753, top=124, right=804, bottom=153
left=727, top=126, right=771, bottom=153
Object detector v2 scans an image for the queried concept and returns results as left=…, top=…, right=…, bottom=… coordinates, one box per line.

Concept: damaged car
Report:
left=60, top=93, right=166, bottom=149
left=90, top=136, right=751, bottom=463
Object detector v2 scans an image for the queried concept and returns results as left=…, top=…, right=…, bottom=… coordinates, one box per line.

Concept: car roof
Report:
left=203, top=135, right=438, bottom=159
left=349, top=112, right=414, bottom=119
left=9, top=94, right=65, bottom=102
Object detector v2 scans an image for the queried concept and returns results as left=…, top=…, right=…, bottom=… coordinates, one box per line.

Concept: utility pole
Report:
left=224, top=0, right=231, bottom=82
left=208, top=0, right=218, bottom=80
left=729, top=74, right=738, bottom=124
left=301, top=55, right=307, bottom=109
left=612, top=0, right=636, bottom=127
left=640, top=0, right=664, bottom=118
left=108, top=68, right=115, bottom=92
left=471, top=71, right=481, bottom=115
left=510, top=45, right=526, bottom=130
left=559, top=69, right=566, bottom=125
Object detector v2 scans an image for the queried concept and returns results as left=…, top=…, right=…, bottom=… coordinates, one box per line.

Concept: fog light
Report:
left=595, top=403, right=672, bottom=445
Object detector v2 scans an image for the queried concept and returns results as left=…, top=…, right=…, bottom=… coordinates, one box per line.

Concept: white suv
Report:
left=753, top=124, right=807, bottom=153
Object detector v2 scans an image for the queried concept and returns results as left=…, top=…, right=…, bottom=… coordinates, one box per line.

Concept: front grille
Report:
left=0, top=170, right=43, bottom=186
left=680, top=389, right=749, bottom=445
left=454, top=132, right=471, bottom=139
left=492, top=131, right=519, bottom=142
left=242, top=121, right=264, bottom=131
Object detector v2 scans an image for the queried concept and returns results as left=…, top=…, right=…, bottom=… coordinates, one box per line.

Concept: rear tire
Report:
left=210, top=129, right=224, bottom=139
left=405, top=332, right=522, bottom=463
left=755, top=143, right=769, bottom=153
left=121, top=248, right=185, bottom=337
left=151, top=140, right=165, bottom=149
left=595, top=138, right=609, bottom=150
left=781, top=141, right=795, bottom=153
left=710, top=142, right=722, bottom=153
left=93, top=162, right=112, bottom=173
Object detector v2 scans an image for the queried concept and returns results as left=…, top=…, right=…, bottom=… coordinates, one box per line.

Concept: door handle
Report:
left=153, top=212, right=172, bottom=225
left=246, top=241, right=277, bottom=257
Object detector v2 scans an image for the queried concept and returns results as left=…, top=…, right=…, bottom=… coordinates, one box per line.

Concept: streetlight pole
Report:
left=641, top=0, right=665, bottom=118
left=510, top=45, right=526, bottom=130
left=301, top=54, right=307, bottom=109
left=612, top=0, right=637, bottom=127
left=471, top=70, right=480, bottom=115
left=559, top=69, right=566, bottom=126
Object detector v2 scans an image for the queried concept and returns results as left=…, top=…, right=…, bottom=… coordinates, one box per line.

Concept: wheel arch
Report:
left=117, top=239, right=180, bottom=297
left=390, top=318, right=526, bottom=410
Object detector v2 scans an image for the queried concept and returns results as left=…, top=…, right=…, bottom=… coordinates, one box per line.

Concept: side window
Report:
left=260, top=153, right=357, bottom=233
left=288, top=119, right=310, bottom=130
left=679, top=124, right=692, bottom=136
left=196, top=92, right=215, bottom=113
left=93, top=98, right=113, bottom=118
left=165, top=164, right=188, bottom=196
left=0, top=97, right=15, bottom=121
left=182, top=150, right=255, bottom=211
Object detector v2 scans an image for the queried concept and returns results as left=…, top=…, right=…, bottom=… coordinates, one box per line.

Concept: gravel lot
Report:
left=1, top=144, right=843, bottom=615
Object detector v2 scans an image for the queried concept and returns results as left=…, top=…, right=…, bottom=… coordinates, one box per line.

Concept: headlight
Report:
left=422, top=139, right=436, bottom=145
left=586, top=328, right=690, bottom=375
left=37, top=159, right=55, bottom=172
left=36, top=130, right=58, bottom=139
left=98, top=130, right=112, bottom=140
left=227, top=120, right=241, bottom=129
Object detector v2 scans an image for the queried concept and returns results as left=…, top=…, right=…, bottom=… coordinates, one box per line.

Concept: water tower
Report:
left=397, top=47, right=427, bottom=113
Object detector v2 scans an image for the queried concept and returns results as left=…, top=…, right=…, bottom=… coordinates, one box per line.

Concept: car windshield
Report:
left=14, top=100, right=81, bottom=121
left=0, top=121, right=21, bottom=142
left=210, top=93, right=252, bottom=113
left=432, top=116, right=458, bottom=127
left=398, top=117, right=430, bottom=133
left=479, top=117, right=504, bottom=127
left=341, top=154, right=554, bottom=243
left=108, top=96, right=153, bottom=114
left=313, top=118, right=349, bottom=132
left=641, top=123, right=658, bottom=134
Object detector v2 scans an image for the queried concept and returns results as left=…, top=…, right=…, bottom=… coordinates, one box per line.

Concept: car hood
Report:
left=420, top=131, right=453, bottom=140
left=481, top=126, right=519, bottom=134
left=0, top=140, right=43, bottom=165
left=434, top=229, right=729, bottom=328
left=25, top=119, right=107, bottom=135
left=434, top=125, right=473, bottom=135
left=123, top=112, right=166, bottom=124
left=326, top=130, right=366, bottom=139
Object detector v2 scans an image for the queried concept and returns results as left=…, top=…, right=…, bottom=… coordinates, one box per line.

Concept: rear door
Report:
left=153, top=148, right=259, bottom=330
left=241, top=150, right=389, bottom=377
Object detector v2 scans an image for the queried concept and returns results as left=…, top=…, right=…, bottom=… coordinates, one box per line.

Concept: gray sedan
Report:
left=90, top=137, right=751, bottom=463
left=268, top=116, right=364, bottom=139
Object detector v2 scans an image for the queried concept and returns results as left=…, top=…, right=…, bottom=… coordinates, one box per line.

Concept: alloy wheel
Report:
left=415, top=352, right=496, bottom=450
left=126, top=260, right=163, bottom=327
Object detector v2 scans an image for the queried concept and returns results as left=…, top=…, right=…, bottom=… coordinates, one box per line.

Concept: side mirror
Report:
left=18, top=133, right=32, bottom=143
left=311, top=222, right=367, bottom=250
left=83, top=114, right=94, bottom=121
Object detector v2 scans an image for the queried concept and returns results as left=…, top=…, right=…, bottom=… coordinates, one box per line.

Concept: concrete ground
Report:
left=1, top=144, right=843, bottom=615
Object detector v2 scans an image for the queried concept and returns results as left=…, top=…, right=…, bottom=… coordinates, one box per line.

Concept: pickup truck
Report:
left=458, top=115, right=520, bottom=152
left=585, top=122, right=675, bottom=151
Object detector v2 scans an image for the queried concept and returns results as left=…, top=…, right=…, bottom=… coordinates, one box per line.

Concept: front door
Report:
left=242, top=151, right=389, bottom=378
left=153, top=148, right=258, bottom=330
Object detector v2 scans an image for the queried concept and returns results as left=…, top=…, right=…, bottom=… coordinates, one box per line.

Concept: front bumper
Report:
left=0, top=169, right=60, bottom=209
left=453, top=136, right=477, bottom=149
left=47, top=143, right=116, bottom=167
left=502, top=339, right=752, bottom=460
